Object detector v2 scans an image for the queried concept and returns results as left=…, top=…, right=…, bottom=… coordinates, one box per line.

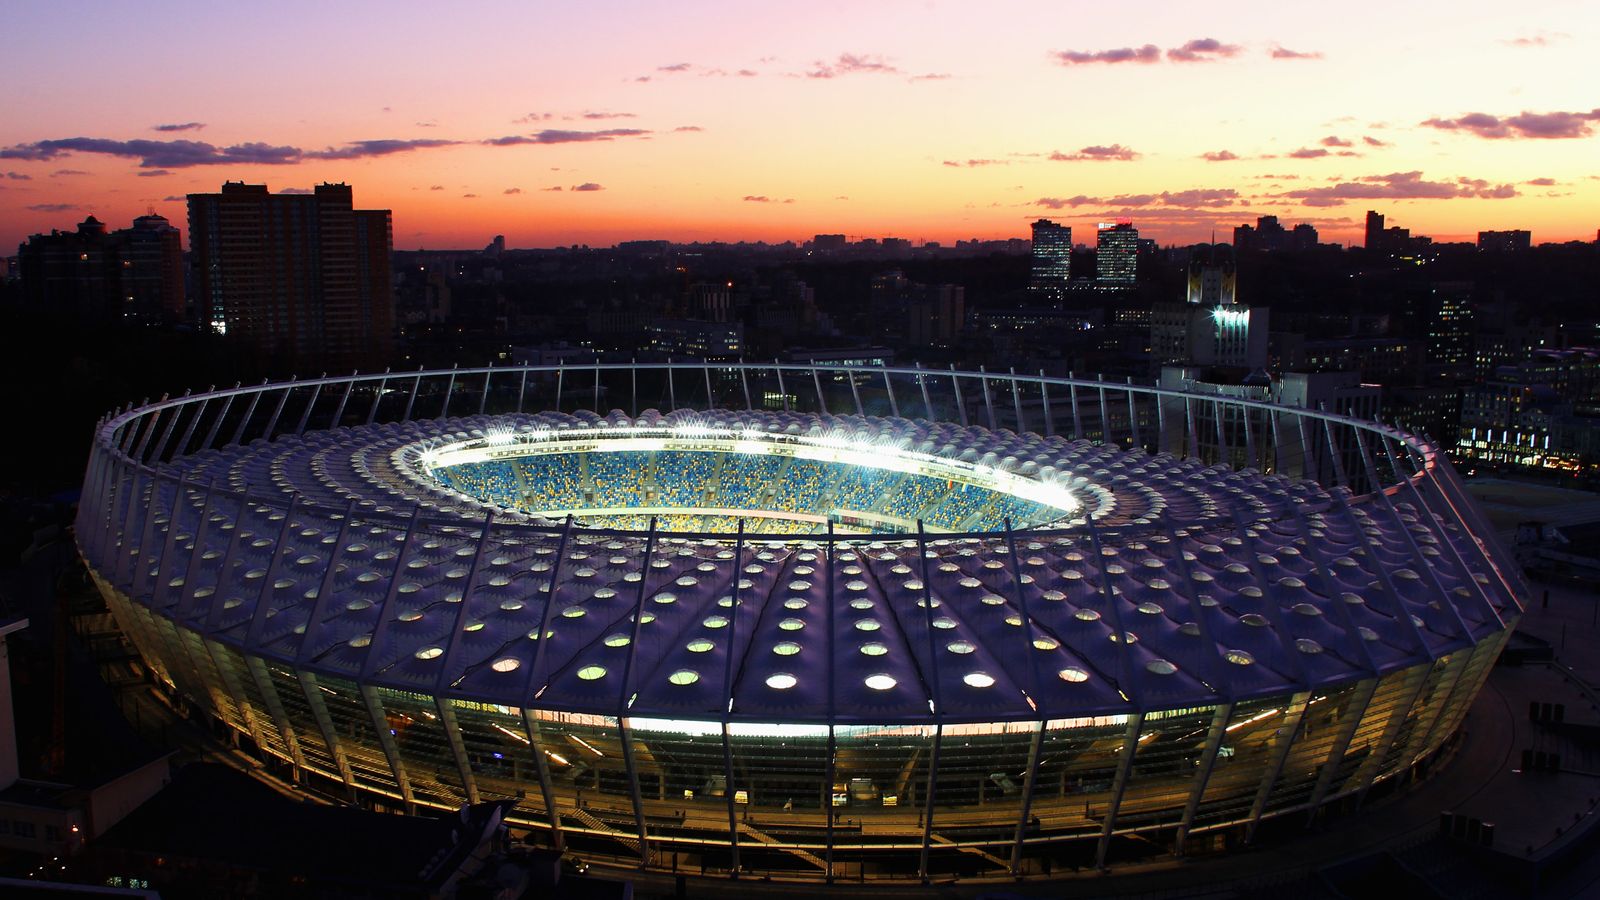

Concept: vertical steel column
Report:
left=1401, top=468, right=1508, bottom=629
left=1011, top=370, right=1026, bottom=433
left=262, top=383, right=293, bottom=440
left=359, top=683, right=417, bottom=812
left=950, top=365, right=968, bottom=427
left=482, top=365, right=494, bottom=416
left=1040, top=372, right=1054, bottom=438
left=632, top=360, right=639, bottom=415
left=1329, top=493, right=1433, bottom=659
left=520, top=517, right=577, bottom=848
left=517, top=368, right=529, bottom=414
left=439, top=366, right=459, bottom=419
left=403, top=371, right=422, bottom=422
left=1429, top=454, right=1528, bottom=603
left=243, top=495, right=303, bottom=650
left=1270, top=410, right=1286, bottom=477
left=1403, top=648, right=1474, bottom=770
left=1303, top=679, right=1380, bottom=821
left=1097, top=383, right=1110, bottom=443
left=1405, top=442, right=1521, bottom=614
left=202, top=490, right=253, bottom=635
left=202, top=391, right=236, bottom=451
left=821, top=523, right=835, bottom=882
left=718, top=524, right=747, bottom=876
left=1175, top=703, right=1233, bottom=854
left=1243, top=405, right=1258, bottom=471
left=883, top=366, right=900, bottom=419
left=230, top=385, right=265, bottom=446
left=1296, top=414, right=1317, bottom=483
left=703, top=361, right=714, bottom=410
left=812, top=367, right=827, bottom=414
left=555, top=366, right=566, bottom=414
left=847, top=367, right=864, bottom=416
left=916, top=364, right=933, bottom=420
left=1009, top=722, right=1045, bottom=874
left=127, top=405, right=159, bottom=463
left=147, top=474, right=192, bottom=613
left=666, top=361, right=675, bottom=411
left=366, top=373, right=389, bottom=426
left=1069, top=380, right=1082, bottom=439
left=434, top=698, right=480, bottom=805
left=174, top=480, right=221, bottom=625
left=1214, top=399, right=1229, bottom=466
left=296, top=670, right=358, bottom=791
left=1095, top=712, right=1146, bottom=869
left=294, top=383, right=321, bottom=436
left=294, top=501, right=359, bottom=665
left=1001, top=519, right=1046, bottom=876
left=1182, top=397, right=1199, bottom=461
left=150, top=399, right=184, bottom=462
left=598, top=364, right=605, bottom=412
left=914, top=524, right=945, bottom=883
left=331, top=377, right=355, bottom=428
left=979, top=365, right=998, bottom=430
left=617, top=519, right=660, bottom=866
left=130, top=470, right=169, bottom=599
left=1320, top=416, right=1350, bottom=490
left=201, top=635, right=275, bottom=763
left=244, top=654, right=312, bottom=778
left=775, top=362, right=790, bottom=412
left=739, top=364, right=752, bottom=412
left=1350, top=664, right=1433, bottom=805
left=175, top=396, right=206, bottom=458
left=520, top=709, right=565, bottom=850
left=1242, top=691, right=1311, bottom=843
left=114, top=467, right=151, bottom=588
left=1154, top=390, right=1172, bottom=457
left=1351, top=432, right=1472, bottom=644
left=1125, top=378, right=1141, bottom=449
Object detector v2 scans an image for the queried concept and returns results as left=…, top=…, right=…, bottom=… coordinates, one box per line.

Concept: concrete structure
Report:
left=74, top=364, right=1522, bottom=882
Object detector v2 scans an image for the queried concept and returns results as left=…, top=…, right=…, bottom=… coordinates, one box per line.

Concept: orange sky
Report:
left=2, top=0, right=1596, bottom=250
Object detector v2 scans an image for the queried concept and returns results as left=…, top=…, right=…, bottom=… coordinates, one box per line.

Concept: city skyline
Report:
left=2, top=0, right=1597, bottom=250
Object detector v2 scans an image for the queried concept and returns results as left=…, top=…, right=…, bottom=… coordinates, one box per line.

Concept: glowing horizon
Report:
left=2, top=0, right=1596, bottom=251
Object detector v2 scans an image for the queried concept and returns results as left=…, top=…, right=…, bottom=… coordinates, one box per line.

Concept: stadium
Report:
left=74, top=362, right=1523, bottom=883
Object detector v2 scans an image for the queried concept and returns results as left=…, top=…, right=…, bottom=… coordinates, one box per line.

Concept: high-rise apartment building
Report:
left=1029, top=219, right=1071, bottom=302
left=188, top=182, right=393, bottom=371
left=1365, top=210, right=1385, bottom=252
left=1095, top=222, right=1138, bottom=285
left=17, top=214, right=183, bottom=323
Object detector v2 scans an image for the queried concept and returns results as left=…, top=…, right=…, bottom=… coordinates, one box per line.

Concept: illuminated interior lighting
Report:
left=1225, top=708, right=1281, bottom=732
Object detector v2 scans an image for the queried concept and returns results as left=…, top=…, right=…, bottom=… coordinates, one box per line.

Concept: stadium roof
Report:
left=127, top=409, right=1517, bottom=724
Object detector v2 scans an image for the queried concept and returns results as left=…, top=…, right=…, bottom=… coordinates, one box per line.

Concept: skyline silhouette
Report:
left=1, top=0, right=1595, bottom=249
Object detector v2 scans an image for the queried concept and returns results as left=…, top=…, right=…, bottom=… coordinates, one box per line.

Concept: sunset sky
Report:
left=2, top=0, right=1596, bottom=250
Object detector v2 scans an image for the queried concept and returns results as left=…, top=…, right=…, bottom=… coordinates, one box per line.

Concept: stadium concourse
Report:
left=73, top=363, right=1524, bottom=884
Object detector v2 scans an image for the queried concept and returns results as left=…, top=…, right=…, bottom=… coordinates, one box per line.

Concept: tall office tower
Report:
left=1365, top=210, right=1386, bottom=252
left=1029, top=218, right=1072, bottom=302
left=1095, top=222, right=1138, bottom=285
left=189, top=182, right=393, bottom=371
left=17, top=213, right=184, bottom=323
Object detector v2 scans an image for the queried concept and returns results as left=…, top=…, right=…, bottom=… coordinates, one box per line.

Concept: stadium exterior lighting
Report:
left=73, top=362, right=1522, bottom=882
